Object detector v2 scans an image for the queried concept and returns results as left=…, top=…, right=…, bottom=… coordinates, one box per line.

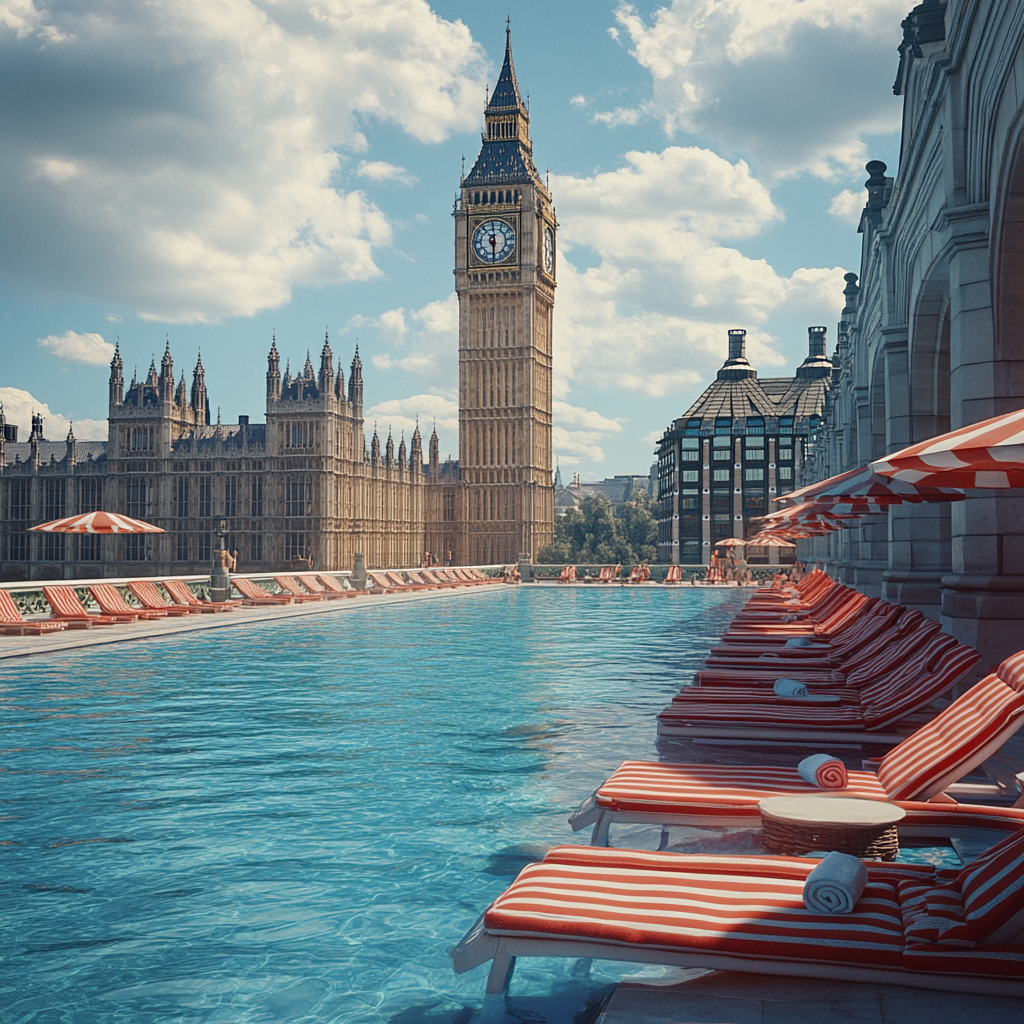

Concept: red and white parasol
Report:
left=747, top=533, right=797, bottom=547
left=870, top=407, right=1024, bottom=489
left=774, top=465, right=964, bottom=507
left=29, top=511, right=165, bottom=534
left=714, top=537, right=747, bottom=547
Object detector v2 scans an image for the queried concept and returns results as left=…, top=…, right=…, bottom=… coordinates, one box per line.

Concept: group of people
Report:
left=707, top=549, right=811, bottom=585
left=422, top=549, right=454, bottom=569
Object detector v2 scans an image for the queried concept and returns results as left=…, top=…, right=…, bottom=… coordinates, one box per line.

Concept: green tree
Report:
left=537, top=491, right=658, bottom=564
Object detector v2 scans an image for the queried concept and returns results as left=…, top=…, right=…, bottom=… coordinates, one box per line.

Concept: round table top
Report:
left=758, top=795, right=906, bottom=826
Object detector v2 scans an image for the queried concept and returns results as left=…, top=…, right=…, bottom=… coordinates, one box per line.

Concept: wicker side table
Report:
left=758, top=796, right=906, bottom=861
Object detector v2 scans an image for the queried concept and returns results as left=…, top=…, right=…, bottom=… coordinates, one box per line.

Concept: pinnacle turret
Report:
left=191, top=352, right=208, bottom=424
left=109, top=342, right=124, bottom=406
left=319, top=330, right=334, bottom=395
left=348, top=345, right=363, bottom=409
left=267, top=337, right=281, bottom=400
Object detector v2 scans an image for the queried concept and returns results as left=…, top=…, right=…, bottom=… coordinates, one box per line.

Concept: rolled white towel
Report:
left=774, top=678, right=810, bottom=698
left=797, top=753, right=848, bottom=790
left=803, top=851, right=868, bottom=914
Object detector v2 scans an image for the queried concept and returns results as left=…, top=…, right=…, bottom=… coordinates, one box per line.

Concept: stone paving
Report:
left=0, top=584, right=501, bottom=661
left=600, top=969, right=1023, bottom=1023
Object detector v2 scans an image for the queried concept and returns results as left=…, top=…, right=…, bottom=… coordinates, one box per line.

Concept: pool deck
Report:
left=598, top=968, right=1023, bottom=1023
left=0, top=584, right=504, bottom=661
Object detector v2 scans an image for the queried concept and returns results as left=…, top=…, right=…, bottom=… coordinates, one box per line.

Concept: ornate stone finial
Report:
left=842, top=272, right=860, bottom=315
left=865, top=161, right=889, bottom=213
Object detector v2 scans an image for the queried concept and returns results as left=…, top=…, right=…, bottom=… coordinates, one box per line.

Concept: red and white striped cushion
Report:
left=860, top=637, right=978, bottom=728
left=901, top=943, right=1024, bottom=978
left=658, top=702, right=867, bottom=728
left=997, top=650, right=1024, bottom=691
left=484, top=846, right=905, bottom=969
left=898, top=880, right=973, bottom=947
left=594, top=761, right=889, bottom=818
left=876, top=675, right=1024, bottom=799
left=957, top=831, right=1024, bottom=942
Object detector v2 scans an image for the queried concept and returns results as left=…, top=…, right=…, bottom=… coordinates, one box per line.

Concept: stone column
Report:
left=880, top=325, right=948, bottom=617
left=700, top=438, right=710, bottom=563
left=941, top=206, right=1024, bottom=672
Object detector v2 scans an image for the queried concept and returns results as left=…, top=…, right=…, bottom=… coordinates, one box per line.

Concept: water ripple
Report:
left=0, top=587, right=744, bottom=1024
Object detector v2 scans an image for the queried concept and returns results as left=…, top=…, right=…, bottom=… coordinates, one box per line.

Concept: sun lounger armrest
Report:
left=450, top=912, right=499, bottom=973
left=862, top=756, right=883, bottom=772
left=568, top=792, right=600, bottom=831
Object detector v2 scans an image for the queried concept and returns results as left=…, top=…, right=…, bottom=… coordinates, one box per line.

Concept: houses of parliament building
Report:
left=0, top=31, right=555, bottom=580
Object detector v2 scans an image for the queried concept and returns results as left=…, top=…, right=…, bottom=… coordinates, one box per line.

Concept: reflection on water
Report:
left=0, top=587, right=745, bottom=1024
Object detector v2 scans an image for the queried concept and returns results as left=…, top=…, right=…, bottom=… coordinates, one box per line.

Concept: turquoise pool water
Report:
left=0, top=587, right=749, bottom=1023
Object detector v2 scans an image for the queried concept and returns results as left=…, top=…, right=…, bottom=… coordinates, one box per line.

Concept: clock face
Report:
left=472, top=219, right=516, bottom=264
left=543, top=225, right=555, bottom=275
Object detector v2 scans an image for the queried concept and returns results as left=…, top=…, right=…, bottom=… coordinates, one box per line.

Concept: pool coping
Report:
left=0, top=585, right=507, bottom=662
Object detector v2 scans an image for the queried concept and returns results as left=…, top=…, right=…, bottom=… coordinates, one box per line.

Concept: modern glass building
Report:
left=655, top=328, right=835, bottom=565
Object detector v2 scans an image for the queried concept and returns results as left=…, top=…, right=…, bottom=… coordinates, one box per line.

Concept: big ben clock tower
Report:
left=454, top=26, right=555, bottom=565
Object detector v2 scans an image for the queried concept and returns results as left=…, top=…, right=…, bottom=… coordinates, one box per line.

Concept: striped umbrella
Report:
left=871, top=407, right=1024, bottom=489
left=773, top=464, right=964, bottom=507
left=29, top=511, right=165, bottom=534
left=747, top=534, right=797, bottom=547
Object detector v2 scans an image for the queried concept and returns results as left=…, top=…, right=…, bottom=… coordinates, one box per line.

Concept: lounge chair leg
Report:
left=479, top=947, right=516, bottom=1023
left=591, top=812, right=611, bottom=847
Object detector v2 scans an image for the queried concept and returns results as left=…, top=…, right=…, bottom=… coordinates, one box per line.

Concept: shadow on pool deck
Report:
left=600, top=968, right=1023, bottom=1023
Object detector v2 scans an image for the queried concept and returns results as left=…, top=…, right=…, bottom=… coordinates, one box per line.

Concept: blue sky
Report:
left=0, top=0, right=907, bottom=476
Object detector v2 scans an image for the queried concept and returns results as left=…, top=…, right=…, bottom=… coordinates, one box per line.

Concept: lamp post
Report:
left=210, top=517, right=231, bottom=603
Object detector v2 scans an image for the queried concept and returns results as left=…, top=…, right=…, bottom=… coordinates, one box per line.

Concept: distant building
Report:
left=654, top=328, right=834, bottom=565
left=554, top=472, right=653, bottom=517
left=0, top=28, right=557, bottom=579
left=0, top=339, right=438, bottom=579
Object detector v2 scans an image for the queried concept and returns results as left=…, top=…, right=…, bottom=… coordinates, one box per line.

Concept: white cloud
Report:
left=356, top=160, right=418, bottom=186
left=0, top=386, right=106, bottom=441
left=550, top=147, right=846, bottom=397
left=366, top=292, right=458, bottom=381
left=551, top=400, right=624, bottom=466
left=0, top=1, right=487, bottom=322
left=607, top=0, right=907, bottom=178
left=37, top=329, right=115, bottom=365
left=829, top=188, right=865, bottom=225
left=364, top=393, right=458, bottom=446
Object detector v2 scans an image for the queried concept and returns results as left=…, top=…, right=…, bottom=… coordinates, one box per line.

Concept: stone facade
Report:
left=453, top=28, right=555, bottom=564
left=811, top=0, right=1024, bottom=670
left=0, top=30, right=556, bottom=579
left=0, top=339, right=439, bottom=579
left=655, top=329, right=833, bottom=565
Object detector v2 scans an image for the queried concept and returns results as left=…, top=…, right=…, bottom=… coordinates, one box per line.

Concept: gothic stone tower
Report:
left=454, top=27, right=555, bottom=564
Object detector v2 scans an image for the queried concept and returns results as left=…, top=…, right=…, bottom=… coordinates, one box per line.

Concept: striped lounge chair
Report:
left=44, top=585, right=136, bottom=626
left=90, top=583, right=168, bottom=621
left=571, top=652, right=1024, bottom=845
left=558, top=565, right=577, bottom=583
left=294, top=573, right=349, bottom=599
left=127, top=581, right=194, bottom=616
left=656, top=631, right=980, bottom=743
left=0, top=589, right=68, bottom=635
left=663, top=565, right=682, bottom=584
left=315, top=574, right=365, bottom=597
left=452, top=837, right=1024, bottom=1012
left=366, top=571, right=397, bottom=594
left=162, top=579, right=240, bottom=611
left=669, top=623, right=959, bottom=703
left=274, top=576, right=324, bottom=602
left=420, top=570, right=460, bottom=588
left=231, top=577, right=293, bottom=605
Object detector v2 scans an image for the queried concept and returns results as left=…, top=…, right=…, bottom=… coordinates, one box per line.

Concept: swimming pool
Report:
left=0, top=587, right=749, bottom=1024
